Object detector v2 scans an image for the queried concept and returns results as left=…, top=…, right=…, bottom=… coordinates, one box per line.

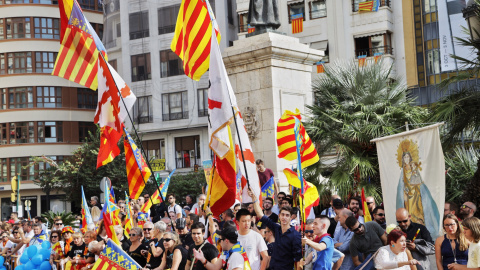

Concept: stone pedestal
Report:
left=223, top=32, right=323, bottom=190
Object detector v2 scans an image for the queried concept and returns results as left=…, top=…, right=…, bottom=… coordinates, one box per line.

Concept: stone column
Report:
left=223, top=32, right=323, bottom=190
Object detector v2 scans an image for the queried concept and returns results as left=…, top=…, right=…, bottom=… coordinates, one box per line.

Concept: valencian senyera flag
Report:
left=291, top=13, right=303, bottom=34
left=92, top=239, right=141, bottom=270
left=124, top=127, right=151, bottom=200
left=371, top=123, right=444, bottom=238
left=359, top=0, right=379, bottom=11
left=141, top=169, right=176, bottom=213
left=283, top=168, right=319, bottom=222
left=53, top=0, right=107, bottom=90
left=124, top=192, right=133, bottom=238
left=171, top=0, right=221, bottom=81
left=81, top=186, right=94, bottom=232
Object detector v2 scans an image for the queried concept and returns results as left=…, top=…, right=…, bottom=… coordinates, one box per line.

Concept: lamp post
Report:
left=463, top=0, right=480, bottom=45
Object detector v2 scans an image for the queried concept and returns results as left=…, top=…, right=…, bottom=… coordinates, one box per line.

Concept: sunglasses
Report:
left=304, top=230, right=314, bottom=234
left=56, top=223, right=63, bottom=226
left=461, top=205, right=472, bottom=210
left=129, top=234, right=137, bottom=237
left=366, top=202, right=373, bottom=205
left=397, top=219, right=408, bottom=224
left=351, top=224, right=363, bottom=232
left=13, top=232, right=18, bottom=234
left=163, top=238, right=172, bottom=242
left=143, top=228, right=152, bottom=231
left=376, top=213, right=385, bottom=217
left=51, top=236, right=58, bottom=238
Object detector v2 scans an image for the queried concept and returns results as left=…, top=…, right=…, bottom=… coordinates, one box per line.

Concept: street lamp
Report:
left=463, top=0, right=480, bottom=44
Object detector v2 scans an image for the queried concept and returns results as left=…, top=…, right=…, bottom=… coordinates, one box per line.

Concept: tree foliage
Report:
left=444, top=146, right=479, bottom=203
left=305, top=60, right=429, bottom=201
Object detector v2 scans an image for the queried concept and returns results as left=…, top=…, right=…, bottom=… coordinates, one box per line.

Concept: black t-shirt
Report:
left=180, top=233, right=194, bottom=249
left=266, top=213, right=278, bottom=223
left=327, top=217, right=337, bottom=237
left=67, top=243, right=87, bottom=258
left=145, top=238, right=164, bottom=269
left=187, top=241, right=219, bottom=270
left=127, top=243, right=149, bottom=267
left=166, top=246, right=188, bottom=270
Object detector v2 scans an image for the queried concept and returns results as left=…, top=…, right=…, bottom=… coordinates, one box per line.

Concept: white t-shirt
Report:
left=468, top=242, right=480, bottom=268
left=168, top=204, right=183, bottom=217
left=237, top=230, right=267, bottom=270
left=220, top=252, right=244, bottom=270
left=24, top=230, right=34, bottom=240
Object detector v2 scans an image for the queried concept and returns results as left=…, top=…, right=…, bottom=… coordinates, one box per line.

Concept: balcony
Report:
left=355, top=46, right=393, bottom=57
left=163, top=112, right=188, bottom=121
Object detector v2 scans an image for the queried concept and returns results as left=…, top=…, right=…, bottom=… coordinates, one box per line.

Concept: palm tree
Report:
left=305, top=60, right=429, bottom=201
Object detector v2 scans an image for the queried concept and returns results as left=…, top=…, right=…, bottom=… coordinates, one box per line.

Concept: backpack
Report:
left=173, top=204, right=186, bottom=217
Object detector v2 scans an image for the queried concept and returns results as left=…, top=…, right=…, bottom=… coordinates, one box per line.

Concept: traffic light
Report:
left=10, top=192, right=16, bottom=202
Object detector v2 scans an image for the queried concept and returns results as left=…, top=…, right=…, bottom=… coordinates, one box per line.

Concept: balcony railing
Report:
left=352, top=0, right=391, bottom=12
left=163, top=111, right=189, bottom=121
left=176, top=157, right=201, bottom=168
left=355, top=46, right=393, bottom=57
left=105, top=39, right=116, bottom=50
left=198, top=109, right=208, bottom=117
left=158, top=25, right=175, bottom=35
left=129, top=30, right=149, bottom=40
left=238, top=24, right=248, bottom=33
left=310, top=9, right=327, bottom=19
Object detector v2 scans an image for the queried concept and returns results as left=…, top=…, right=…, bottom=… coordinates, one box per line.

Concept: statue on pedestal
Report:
left=247, top=0, right=280, bottom=32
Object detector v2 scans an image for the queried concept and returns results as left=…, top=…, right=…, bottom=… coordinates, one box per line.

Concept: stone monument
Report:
left=223, top=32, right=324, bottom=190
left=247, top=0, right=280, bottom=33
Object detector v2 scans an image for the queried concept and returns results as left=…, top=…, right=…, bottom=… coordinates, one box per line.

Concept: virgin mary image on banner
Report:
left=396, top=139, right=440, bottom=234
left=372, top=124, right=444, bottom=238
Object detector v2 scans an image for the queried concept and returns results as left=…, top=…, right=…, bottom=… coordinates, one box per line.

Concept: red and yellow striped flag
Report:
left=359, top=1, right=374, bottom=11
left=171, top=0, right=221, bottom=81
left=358, top=55, right=367, bottom=67
left=53, top=0, right=107, bottom=90
left=124, top=127, right=151, bottom=200
left=276, top=109, right=319, bottom=168
left=316, top=62, right=325, bottom=73
left=291, top=14, right=303, bottom=34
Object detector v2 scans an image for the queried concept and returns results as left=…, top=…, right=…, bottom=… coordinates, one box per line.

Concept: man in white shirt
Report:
left=235, top=208, right=268, bottom=270
left=166, top=193, right=183, bottom=219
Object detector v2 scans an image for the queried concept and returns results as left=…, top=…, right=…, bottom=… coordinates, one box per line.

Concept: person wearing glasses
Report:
left=166, top=194, right=183, bottom=220
left=459, top=202, right=477, bottom=221
left=145, top=221, right=167, bottom=270
left=447, top=216, right=480, bottom=270
left=156, top=232, right=188, bottom=270
left=3, top=227, right=25, bottom=260
left=434, top=214, right=469, bottom=270
left=49, top=230, right=63, bottom=266
left=0, top=232, right=9, bottom=252
left=127, top=227, right=149, bottom=267
left=333, top=209, right=355, bottom=270
left=373, top=206, right=387, bottom=230
left=395, top=208, right=435, bottom=270
left=345, top=216, right=387, bottom=270
left=54, top=217, right=64, bottom=231
left=365, top=197, right=376, bottom=214
left=303, top=219, right=315, bottom=270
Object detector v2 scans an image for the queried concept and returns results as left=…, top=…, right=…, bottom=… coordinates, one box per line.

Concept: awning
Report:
left=310, top=40, right=328, bottom=51
left=354, top=30, right=387, bottom=38
left=237, top=10, right=248, bottom=15
left=288, top=0, right=305, bottom=5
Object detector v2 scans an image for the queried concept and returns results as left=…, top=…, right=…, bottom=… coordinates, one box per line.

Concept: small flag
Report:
left=141, top=169, right=176, bottom=213
left=358, top=55, right=367, bottom=67
left=316, top=61, right=325, bottom=73
left=283, top=168, right=320, bottom=221
left=374, top=52, right=383, bottom=63
left=361, top=188, right=372, bottom=222
left=291, top=13, right=304, bottom=34
left=124, top=127, right=151, bottom=199
left=359, top=1, right=374, bottom=11
left=261, top=176, right=275, bottom=200
left=91, top=239, right=141, bottom=270
left=170, top=0, right=221, bottom=81
left=124, top=192, right=133, bottom=237
left=247, top=24, right=255, bottom=34
left=235, top=170, right=242, bottom=202
left=102, top=212, right=120, bottom=245
left=81, top=186, right=93, bottom=230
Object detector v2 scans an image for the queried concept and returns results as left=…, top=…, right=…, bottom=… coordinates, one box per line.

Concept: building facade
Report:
left=103, top=0, right=238, bottom=178
left=0, top=0, right=103, bottom=220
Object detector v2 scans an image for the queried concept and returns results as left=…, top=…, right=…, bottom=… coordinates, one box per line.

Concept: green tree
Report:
left=305, top=60, right=429, bottom=200
left=444, top=146, right=479, bottom=204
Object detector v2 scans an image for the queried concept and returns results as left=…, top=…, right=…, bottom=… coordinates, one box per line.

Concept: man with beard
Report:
left=372, top=206, right=386, bottom=230
left=348, top=197, right=364, bottom=224
left=186, top=222, right=218, bottom=270
left=176, top=218, right=194, bottom=250
left=395, top=208, right=434, bottom=270
left=262, top=197, right=278, bottom=223
left=459, top=202, right=477, bottom=220
left=346, top=216, right=386, bottom=269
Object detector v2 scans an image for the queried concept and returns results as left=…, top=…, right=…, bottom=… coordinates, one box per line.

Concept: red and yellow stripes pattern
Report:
left=291, top=14, right=303, bottom=34
left=276, top=109, right=319, bottom=168
left=170, top=0, right=221, bottom=81
left=124, top=128, right=151, bottom=200
left=359, top=1, right=374, bottom=11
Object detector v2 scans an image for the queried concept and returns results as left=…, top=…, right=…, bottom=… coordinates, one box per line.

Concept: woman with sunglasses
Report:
left=435, top=214, right=469, bottom=270
left=447, top=217, right=480, bottom=270
left=50, top=230, right=64, bottom=266
left=127, top=227, right=149, bottom=267
left=155, top=232, right=187, bottom=270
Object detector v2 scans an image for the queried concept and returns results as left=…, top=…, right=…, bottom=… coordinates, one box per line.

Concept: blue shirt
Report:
left=260, top=215, right=302, bottom=270
left=333, top=223, right=355, bottom=270
left=313, top=235, right=334, bottom=270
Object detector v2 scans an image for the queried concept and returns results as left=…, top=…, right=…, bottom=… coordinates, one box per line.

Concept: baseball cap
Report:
left=219, top=226, right=238, bottom=243
left=183, top=206, right=191, bottom=211
left=176, top=218, right=186, bottom=230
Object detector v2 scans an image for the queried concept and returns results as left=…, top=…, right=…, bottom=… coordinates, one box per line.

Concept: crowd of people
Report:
left=0, top=162, right=479, bottom=270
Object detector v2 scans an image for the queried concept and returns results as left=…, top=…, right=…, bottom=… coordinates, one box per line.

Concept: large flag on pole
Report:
left=52, top=0, right=107, bottom=90
left=371, top=123, right=444, bottom=238
left=92, top=240, right=141, bottom=270
left=361, top=188, right=372, bottom=222
left=171, top=0, right=221, bottom=81
left=283, top=168, right=320, bottom=221
left=97, top=126, right=122, bottom=168
left=124, top=127, right=151, bottom=199
left=141, top=169, right=176, bottom=213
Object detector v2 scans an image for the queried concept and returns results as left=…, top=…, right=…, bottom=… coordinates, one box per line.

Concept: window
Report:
left=109, top=59, right=117, bottom=70
left=131, top=53, right=151, bottom=82
left=238, top=13, right=248, bottom=33
left=134, top=96, right=153, bottom=123
left=160, top=50, right=183, bottom=78
left=37, top=121, right=63, bottom=142
left=227, top=0, right=234, bottom=25
left=0, top=123, right=6, bottom=144
left=116, top=23, right=121, bottom=37
left=90, top=23, right=104, bottom=40
left=426, top=49, right=440, bottom=75
left=7, top=52, right=32, bottom=74
left=6, top=17, right=31, bottom=39
left=310, top=0, right=326, bottom=19
left=353, top=0, right=390, bottom=12
left=162, top=91, right=188, bottom=121
left=11, top=157, right=35, bottom=181
left=34, top=17, right=60, bottom=39
left=143, top=139, right=166, bottom=160
left=8, top=122, right=34, bottom=144
left=79, top=122, right=96, bottom=142
left=77, top=88, right=97, bottom=109
left=354, top=33, right=392, bottom=57
left=129, top=11, right=149, bottom=40
left=175, top=135, right=200, bottom=168
left=198, top=88, right=208, bottom=117
left=37, top=86, right=61, bottom=108
left=158, top=4, right=180, bottom=34
left=35, top=52, right=57, bottom=73
left=77, top=0, right=101, bottom=11
left=38, top=156, right=65, bottom=170
left=5, top=87, right=33, bottom=109
left=0, top=158, right=6, bottom=182
left=288, top=1, right=305, bottom=23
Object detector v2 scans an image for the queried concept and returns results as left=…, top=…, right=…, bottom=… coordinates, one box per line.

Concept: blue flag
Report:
left=92, top=239, right=141, bottom=270
left=261, top=176, right=275, bottom=200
